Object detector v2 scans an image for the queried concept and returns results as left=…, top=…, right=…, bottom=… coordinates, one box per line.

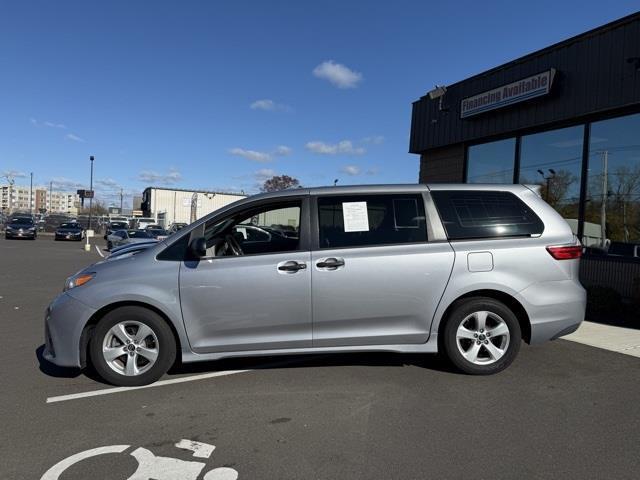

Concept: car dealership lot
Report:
left=1, top=238, right=640, bottom=479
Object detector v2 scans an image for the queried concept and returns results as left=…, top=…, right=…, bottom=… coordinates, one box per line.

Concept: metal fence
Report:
left=580, top=255, right=640, bottom=300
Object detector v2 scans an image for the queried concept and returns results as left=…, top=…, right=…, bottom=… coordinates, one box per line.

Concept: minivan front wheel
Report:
left=442, top=298, right=521, bottom=375
left=89, top=306, right=176, bottom=386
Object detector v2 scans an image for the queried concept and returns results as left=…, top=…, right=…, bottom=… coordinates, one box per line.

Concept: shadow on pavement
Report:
left=35, top=344, right=82, bottom=379
left=167, top=351, right=460, bottom=377
left=37, top=343, right=461, bottom=385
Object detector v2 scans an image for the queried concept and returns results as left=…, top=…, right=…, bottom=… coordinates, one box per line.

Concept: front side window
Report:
left=431, top=190, right=543, bottom=240
left=204, top=202, right=301, bottom=256
left=317, top=194, right=427, bottom=249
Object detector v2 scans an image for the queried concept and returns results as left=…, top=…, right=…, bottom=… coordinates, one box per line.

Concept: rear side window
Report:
left=318, top=194, right=427, bottom=248
left=431, top=190, right=543, bottom=240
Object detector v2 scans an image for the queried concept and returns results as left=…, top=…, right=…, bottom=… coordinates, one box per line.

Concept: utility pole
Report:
left=88, top=155, right=94, bottom=230
left=49, top=181, right=52, bottom=214
left=29, top=172, right=33, bottom=216
left=120, top=188, right=123, bottom=212
left=600, top=150, right=608, bottom=248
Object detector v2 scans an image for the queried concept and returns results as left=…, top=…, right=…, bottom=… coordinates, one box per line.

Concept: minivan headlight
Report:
left=64, top=273, right=95, bottom=292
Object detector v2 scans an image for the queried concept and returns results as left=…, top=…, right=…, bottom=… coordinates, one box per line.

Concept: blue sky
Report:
left=1, top=1, right=638, bottom=207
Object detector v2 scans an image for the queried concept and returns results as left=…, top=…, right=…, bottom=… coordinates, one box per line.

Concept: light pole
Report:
left=88, top=156, right=94, bottom=230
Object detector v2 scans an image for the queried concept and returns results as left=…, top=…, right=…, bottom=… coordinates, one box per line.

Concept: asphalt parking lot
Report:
left=1, top=237, right=640, bottom=479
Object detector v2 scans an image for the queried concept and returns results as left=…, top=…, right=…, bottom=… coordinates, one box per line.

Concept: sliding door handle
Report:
left=278, top=261, right=307, bottom=272
left=316, top=257, right=345, bottom=269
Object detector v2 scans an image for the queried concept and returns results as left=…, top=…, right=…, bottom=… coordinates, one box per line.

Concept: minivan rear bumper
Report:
left=515, top=280, right=586, bottom=345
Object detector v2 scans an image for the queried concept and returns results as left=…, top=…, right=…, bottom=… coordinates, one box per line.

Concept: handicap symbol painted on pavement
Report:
left=41, top=439, right=238, bottom=480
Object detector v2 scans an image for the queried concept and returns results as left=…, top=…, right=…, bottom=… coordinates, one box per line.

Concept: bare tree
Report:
left=261, top=175, right=300, bottom=193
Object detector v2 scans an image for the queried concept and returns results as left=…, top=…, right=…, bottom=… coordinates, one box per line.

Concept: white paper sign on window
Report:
left=342, top=202, right=369, bottom=232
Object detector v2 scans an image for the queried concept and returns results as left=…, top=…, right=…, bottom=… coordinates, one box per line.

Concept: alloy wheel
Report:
left=455, top=311, right=510, bottom=365
left=102, top=321, right=160, bottom=376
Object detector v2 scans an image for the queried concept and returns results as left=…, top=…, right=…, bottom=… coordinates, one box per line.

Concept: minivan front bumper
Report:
left=516, top=279, right=586, bottom=345
left=43, top=293, right=97, bottom=368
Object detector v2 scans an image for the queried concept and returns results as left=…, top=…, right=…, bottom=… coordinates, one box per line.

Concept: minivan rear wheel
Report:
left=442, top=297, right=521, bottom=375
left=89, top=306, right=176, bottom=386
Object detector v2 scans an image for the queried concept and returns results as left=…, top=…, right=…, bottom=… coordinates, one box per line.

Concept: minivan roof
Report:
left=246, top=183, right=532, bottom=201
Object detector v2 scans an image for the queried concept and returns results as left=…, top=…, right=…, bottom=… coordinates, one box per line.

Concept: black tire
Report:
left=89, top=306, right=176, bottom=386
left=107, top=241, right=113, bottom=250
left=442, top=297, right=521, bottom=375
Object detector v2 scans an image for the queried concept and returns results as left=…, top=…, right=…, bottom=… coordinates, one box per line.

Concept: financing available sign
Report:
left=460, top=69, right=556, bottom=118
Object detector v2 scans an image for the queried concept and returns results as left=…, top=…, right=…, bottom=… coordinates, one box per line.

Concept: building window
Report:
left=466, top=138, right=516, bottom=183
left=519, top=125, right=584, bottom=234
left=584, top=113, right=640, bottom=248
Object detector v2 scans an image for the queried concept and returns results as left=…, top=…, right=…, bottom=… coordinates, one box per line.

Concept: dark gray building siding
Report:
left=418, top=145, right=465, bottom=183
left=410, top=13, right=640, bottom=154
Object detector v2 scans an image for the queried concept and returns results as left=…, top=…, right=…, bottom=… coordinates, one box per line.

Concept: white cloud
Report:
left=137, top=169, right=182, bottom=185
left=305, top=140, right=365, bottom=156
left=341, top=165, right=361, bottom=176
left=30, top=118, right=67, bottom=129
left=339, top=165, right=378, bottom=176
left=2, top=170, right=27, bottom=179
left=229, top=147, right=272, bottom=163
left=274, top=145, right=292, bottom=156
left=95, top=178, right=120, bottom=189
left=363, top=135, right=384, bottom=145
left=313, top=60, right=363, bottom=89
left=250, top=99, right=292, bottom=112
left=50, top=177, right=85, bottom=190
left=65, top=133, right=85, bottom=143
left=254, top=168, right=277, bottom=181
left=44, top=121, right=66, bottom=129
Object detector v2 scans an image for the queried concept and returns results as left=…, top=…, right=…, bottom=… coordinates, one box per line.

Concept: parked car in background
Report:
left=105, top=229, right=156, bottom=250
left=103, top=221, right=130, bottom=239
left=134, top=217, right=156, bottom=229
left=44, top=184, right=586, bottom=387
left=145, top=227, right=169, bottom=240
left=607, top=241, right=640, bottom=259
left=5, top=216, right=37, bottom=240
left=168, top=222, right=188, bottom=234
left=54, top=222, right=85, bottom=241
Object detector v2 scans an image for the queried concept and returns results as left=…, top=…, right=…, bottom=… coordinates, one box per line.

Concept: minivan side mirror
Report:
left=189, top=237, right=207, bottom=258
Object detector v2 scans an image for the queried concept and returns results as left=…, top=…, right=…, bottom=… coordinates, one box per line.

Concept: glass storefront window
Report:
left=519, top=125, right=584, bottom=234
left=466, top=138, right=515, bottom=183
left=585, top=113, right=640, bottom=249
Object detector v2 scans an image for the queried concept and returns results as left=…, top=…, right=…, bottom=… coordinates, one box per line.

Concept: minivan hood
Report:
left=108, top=240, right=158, bottom=258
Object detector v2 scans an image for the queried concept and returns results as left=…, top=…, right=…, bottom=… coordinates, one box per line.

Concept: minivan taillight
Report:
left=546, top=245, right=582, bottom=260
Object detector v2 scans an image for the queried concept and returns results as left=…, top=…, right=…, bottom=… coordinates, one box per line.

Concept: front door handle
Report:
left=277, top=261, right=307, bottom=272
left=316, top=257, right=345, bottom=269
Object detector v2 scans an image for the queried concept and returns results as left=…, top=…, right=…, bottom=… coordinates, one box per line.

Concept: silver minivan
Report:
left=44, top=184, right=586, bottom=386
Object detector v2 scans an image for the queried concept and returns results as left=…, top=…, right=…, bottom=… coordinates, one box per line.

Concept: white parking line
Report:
left=46, top=369, right=250, bottom=404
